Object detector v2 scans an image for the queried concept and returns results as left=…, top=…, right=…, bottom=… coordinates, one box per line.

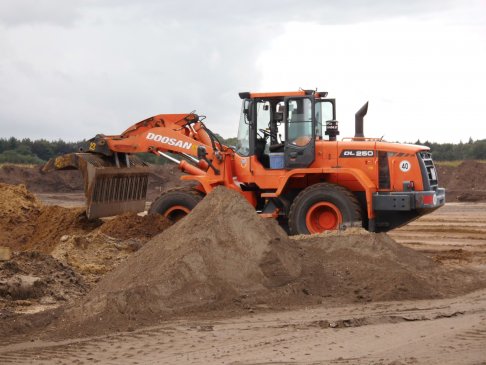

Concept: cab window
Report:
left=287, top=98, right=313, bottom=146
left=315, top=101, right=334, bottom=138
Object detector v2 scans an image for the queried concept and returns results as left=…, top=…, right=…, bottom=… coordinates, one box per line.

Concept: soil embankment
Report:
left=436, top=160, right=486, bottom=202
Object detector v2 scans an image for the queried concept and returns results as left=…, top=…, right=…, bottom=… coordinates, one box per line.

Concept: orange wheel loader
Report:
left=43, top=90, right=445, bottom=234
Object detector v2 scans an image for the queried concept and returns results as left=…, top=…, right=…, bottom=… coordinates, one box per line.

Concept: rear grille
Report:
left=418, top=151, right=438, bottom=190
left=378, top=151, right=390, bottom=189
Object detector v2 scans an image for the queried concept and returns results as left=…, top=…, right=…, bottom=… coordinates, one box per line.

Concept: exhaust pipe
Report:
left=355, top=102, right=368, bottom=138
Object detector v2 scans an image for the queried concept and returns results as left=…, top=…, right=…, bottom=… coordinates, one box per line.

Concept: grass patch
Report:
left=0, top=163, right=38, bottom=168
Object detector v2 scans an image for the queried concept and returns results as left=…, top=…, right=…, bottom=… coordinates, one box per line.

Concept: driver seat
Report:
left=269, top=143, right=284, bottom=153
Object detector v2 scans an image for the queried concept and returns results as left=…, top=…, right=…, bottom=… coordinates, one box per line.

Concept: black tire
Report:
left=288, top=182, right=362, bottom=235
left=149, top=187, right=204, bottom=222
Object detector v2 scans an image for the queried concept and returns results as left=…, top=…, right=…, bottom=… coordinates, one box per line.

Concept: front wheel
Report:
left=149, top=187, right=204, bottom=222
left=288, top=183, right=362, bottom=235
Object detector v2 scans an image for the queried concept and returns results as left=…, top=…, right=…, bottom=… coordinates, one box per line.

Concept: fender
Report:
left=273, top=168, right=377, bottom=219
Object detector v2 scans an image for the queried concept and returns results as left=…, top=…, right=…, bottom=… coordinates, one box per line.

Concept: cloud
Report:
left=257, top=11, right=486, bottom=142
left=0, top=0, right=482, bottom=142
left=0, top=0, right=85, bottom=26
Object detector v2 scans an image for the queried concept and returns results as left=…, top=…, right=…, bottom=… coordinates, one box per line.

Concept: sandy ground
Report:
left=0, top=288, right=485, bottom=365
left=390, top=203, right=486, bottom=269
left=35, top=193, right=85, bottom=208
left=1, top=203, right=485, bottom=364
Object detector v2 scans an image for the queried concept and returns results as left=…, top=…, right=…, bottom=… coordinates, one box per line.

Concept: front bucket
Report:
left=43, top=153, right=151, bottom=219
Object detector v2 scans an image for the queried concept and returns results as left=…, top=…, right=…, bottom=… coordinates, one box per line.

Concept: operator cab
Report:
left=235, top=90, right=338, bottom=169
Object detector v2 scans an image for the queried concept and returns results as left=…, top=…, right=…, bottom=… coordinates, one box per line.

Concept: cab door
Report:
left=284, top=97, right=315, bottom=168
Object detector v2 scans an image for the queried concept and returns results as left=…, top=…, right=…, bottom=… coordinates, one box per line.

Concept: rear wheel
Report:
left=149, top=187, right=204, bottom=222
left=288, top=183, right=362, bottom=235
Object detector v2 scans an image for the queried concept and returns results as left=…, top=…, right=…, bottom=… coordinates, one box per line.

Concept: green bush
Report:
left=0, top=149, right=44, bottom=164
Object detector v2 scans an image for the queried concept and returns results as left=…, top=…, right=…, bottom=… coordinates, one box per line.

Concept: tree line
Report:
left=0, top=136, right=485, bottom=164
left=414, top=138, right=486, bottom=161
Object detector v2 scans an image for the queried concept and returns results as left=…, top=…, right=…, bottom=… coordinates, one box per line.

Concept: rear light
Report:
left=423, top=195, right=434, bottom=205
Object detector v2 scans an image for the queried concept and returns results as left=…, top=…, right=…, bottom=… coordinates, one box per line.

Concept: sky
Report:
left=0, top=0, right=485, bottom=143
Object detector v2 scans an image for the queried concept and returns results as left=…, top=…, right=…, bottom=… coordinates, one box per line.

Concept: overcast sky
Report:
left=0, top=0, right=484, bottom=143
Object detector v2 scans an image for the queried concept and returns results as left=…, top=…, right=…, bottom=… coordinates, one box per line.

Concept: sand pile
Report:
left=61, top=187, right=302, bottom=332
left=21, top=206, right=102, bottom=253
left=292, top=232, right=479, bottom=303
left=0, top=183, right=100, bottom=252
left=0, top=183, right=41, bottom=248
left=51, top=232, right=141, bottom=285
left=0, top=183, right=171, bottom=254
left=100, top=213, right=171, bottom=240
left=50, top=213, right=172, bottom=281
left=50, top=213, right=173, bottom=284
left=437, top=161, right=486, bottom=202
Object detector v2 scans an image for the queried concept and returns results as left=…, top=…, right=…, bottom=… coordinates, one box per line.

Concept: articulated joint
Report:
left=197, top=146, right=220, bottom=175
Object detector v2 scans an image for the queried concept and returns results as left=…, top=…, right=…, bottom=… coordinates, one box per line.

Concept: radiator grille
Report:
left=418, top=151, right=438, bottom=190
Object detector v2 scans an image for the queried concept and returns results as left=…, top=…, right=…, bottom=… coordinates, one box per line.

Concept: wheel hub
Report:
left=305, top=202, right=342, bottom=233
left=164, top=205, right=190, bottom=222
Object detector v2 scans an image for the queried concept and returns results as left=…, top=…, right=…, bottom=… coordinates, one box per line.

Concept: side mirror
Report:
left=325, top=120, right=340, bottom=141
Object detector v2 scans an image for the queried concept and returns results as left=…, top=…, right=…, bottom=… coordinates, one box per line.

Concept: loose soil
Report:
left=99, top=213, right=171, bottom=240
left=50, top=232, right=134, bottom=286
left=49, top=187, right=484, bottom=338
left=0, top=183, right=171, bottom=253
left=0, top=183, right=100, bottom=251
left=0, top=251, right=87, bottom=317
left=0, top=184, right=42, bottom=249
left=0, top=183, right=173, bottom=319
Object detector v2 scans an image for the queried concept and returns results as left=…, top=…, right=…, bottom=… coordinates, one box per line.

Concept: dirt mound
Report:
left=0, top=183, right=41, bottom=248
left=53, top=187, right=483, bottom=337
left=0, top=165, right=83, bottom=193
left=51, top=232, right=136, bottom=285
left=60, top=187, right=301, bottom=334
left=437, top=161, right=486, bottom=202
left=100, top=213, right=171, bottom=240
left=0, top=251, right=87, bottom=317
left=293, top=232, right=479, bottom=303
left=49, top=213, right=172, bottom=284
left=0, top=184, right=101, bottom=252
left=21, top=206, right=102, bottom=253
left=0, top=183, right=169, bottom=253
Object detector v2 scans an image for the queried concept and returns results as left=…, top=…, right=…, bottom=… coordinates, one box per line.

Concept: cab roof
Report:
left=239, top=90, right=328, bottom=99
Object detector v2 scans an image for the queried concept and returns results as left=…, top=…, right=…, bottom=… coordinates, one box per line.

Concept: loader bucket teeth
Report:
left=43, top=153, right=150, bottom=219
